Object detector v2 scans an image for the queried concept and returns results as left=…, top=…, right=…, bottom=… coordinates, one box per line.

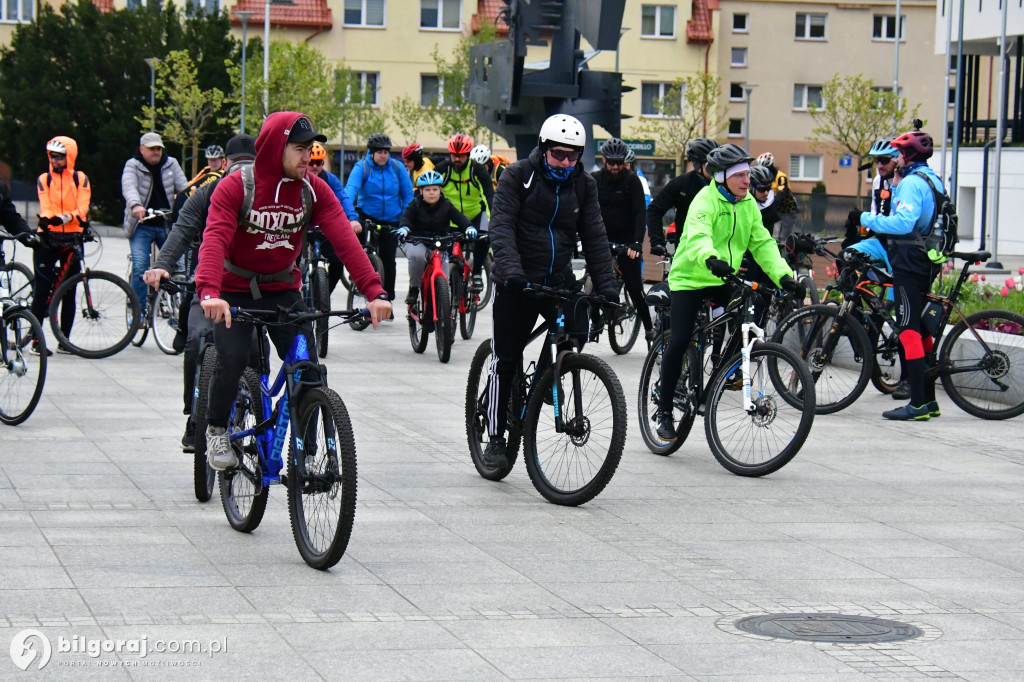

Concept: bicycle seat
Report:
left=951, top=250, right=990, bottom=263
left=645, top=281, right=670, bottom=307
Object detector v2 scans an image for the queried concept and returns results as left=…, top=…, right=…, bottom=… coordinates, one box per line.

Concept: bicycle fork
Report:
left=739, top=318, right=766, bottom=413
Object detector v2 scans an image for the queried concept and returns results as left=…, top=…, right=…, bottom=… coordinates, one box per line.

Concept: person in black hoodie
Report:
left=646, top=137, right=717, bottom=250
left=592, top=137, right=653, bottom=341
left=393, top=169, right=472, bottom=306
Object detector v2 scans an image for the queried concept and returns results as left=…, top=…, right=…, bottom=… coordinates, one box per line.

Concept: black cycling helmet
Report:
left=599, top=138, right=629, bottom=159
left=366, top=132, right=392, bottom=150
left=705, top=144, right=754, bottom=175
left=686, top=137, right=718, bottom=164
left=748, top=165, right=774, bottom=189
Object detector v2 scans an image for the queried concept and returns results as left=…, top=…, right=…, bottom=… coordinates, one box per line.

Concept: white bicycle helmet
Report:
left=755, top=152, right=775, bottom=168
left=470, top=144, right=491, bottom=165
left=538, top=114, right=586, bottom=149
left=46, top=139, right=67, bottom=155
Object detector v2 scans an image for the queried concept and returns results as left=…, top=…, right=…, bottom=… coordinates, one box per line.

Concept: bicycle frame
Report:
left=452, top=239, right=471, bottom=315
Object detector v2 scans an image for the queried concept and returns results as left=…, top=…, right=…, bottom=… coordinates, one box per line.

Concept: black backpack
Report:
left=910, top=170, right=958, bottom=264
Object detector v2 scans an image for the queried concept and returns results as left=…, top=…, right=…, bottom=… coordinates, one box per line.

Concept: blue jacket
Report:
left=860, top=162, right=942, bottom=277
left=344, top=153, right=413, bottom=223
left=317, top=169, right=358, bottom=221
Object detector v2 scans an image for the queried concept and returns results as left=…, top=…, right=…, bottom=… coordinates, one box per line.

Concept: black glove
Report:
left=503, top=277, right=527, bottom=292
left=705, top=257, right=734, bottom=278
left=628, top=241, right=642, bottom=254
left=649, top=243, right=667, bottom=257
left=846, top=209, right=863, bottom=228
left=16, top=232, right=39, bottom=248
left=780, top=275, right=806, bottom=301
left=80, top=223, right=96, bottom=242
left=597, top=287, right=620, bottom=306
left=37, top=216, right=58, bottom=230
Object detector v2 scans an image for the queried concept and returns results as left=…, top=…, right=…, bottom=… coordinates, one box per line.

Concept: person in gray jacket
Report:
left=143, top=134, right=254, bottom=452
left=122, top=132, right=188, bottom=307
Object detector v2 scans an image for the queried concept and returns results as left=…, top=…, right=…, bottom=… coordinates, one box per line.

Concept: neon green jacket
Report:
left=668, top=184, right=794, bottom=291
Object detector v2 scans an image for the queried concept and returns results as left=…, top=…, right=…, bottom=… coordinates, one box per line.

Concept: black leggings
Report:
left=31, top=244, right=81, bottom=335
left=617, top=251, right=653, bottom=333
left=657, top=286, right=728, bottom=412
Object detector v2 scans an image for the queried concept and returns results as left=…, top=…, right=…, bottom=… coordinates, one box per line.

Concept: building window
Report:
left=790, top=154, right=823, bottom=181
left=341, top=71, right=380, bottom=106
left=641, top=82, right=682, bottom=117
left=731, top=47, right=748, bottom=67
left=421, top=0, right=460, bottom=30
left=732, top=13, right=748, bottom=32
left=421, top=75, right=442, bottom=107
left=793, top=84, right=823, bottom=110
left=872, top=15, right=905, bottom=40
left=948, top=88, right=956, bottom=106
left=795, top=12, right=827, bottom=40
left=949, top=54, right=959, bottom=72
left=641, top=5, right=675, bottom=38
left=345, top=0, right=385, bottom=27
left=730, top=82, right=745, bottom=101
left=728, top=119, right=744, bottom=137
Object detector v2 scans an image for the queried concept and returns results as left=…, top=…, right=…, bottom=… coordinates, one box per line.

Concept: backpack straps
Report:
left=222, top=260, right=294, bottom=300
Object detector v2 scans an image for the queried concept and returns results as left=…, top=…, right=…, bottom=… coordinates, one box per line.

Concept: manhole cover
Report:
left=735, top=613, right=924, bottom=643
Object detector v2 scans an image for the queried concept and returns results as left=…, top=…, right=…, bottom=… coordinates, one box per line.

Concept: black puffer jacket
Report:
left=592, top=167, right=646, bottom=244
left=490, top=148, right=615, bottom=292
left=399, top=194, right=471, bottom=237
left=646, top=170, right=709, bottom=246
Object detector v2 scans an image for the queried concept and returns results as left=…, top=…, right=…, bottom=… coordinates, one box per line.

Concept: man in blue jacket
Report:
left=859, top=129, right=944, bottom=421
left=344, top=132, right=414, bottom=301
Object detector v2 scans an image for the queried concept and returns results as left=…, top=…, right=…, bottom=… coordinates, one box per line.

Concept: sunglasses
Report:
left=48, top=153, right=66, bottom=160
left=753, top=185, right=771, bottom=192
left=877, top=158, right=896, bottom=165
left=450, top=153, right=469, bottom=160
left=547, top=148, right=582, bottom=162
left=604, top=159, right=624, bottom=167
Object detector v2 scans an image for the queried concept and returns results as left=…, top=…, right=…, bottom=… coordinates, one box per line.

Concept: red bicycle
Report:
left=450, top=235, right=485, bottom=341
left=404, top=234, right=458, bottom=363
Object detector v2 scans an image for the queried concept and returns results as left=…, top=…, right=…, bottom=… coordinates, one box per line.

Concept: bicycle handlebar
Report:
left=228, top=306, right=370, bottom=326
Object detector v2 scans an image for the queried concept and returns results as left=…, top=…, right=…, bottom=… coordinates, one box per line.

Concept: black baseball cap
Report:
left=287, top=116, right=327, bottom=144
left=225, top=134, right=256, bottom=160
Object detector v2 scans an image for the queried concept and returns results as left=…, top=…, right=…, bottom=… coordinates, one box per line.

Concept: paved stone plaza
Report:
left=1, top=232, right=1022, bottom=680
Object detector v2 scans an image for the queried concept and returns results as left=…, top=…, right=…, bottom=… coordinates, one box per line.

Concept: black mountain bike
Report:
left=301, top=226, right=333, bottom=358
left=465, top=284, right=628, bottom=506
left=347, top=221, right=385, bottom=332
left=0, top=229, right=46, bottom=425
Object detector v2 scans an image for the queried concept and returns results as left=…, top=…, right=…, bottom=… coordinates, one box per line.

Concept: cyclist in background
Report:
left=435, top=134, right=494, bottom=293
left=470, top=144, right=510, bottom=190
left=484, top=114, right=619, bottom=470
left=308, top=141, right=363, bottom=295
left=189, top=145, right=226, bottom=191
left=624, top=149, right=651, bottom=208
left=32, top=136, right=92, bottom=355
left=755, top=152, right=800, bottom=239
left=393, top=169, right=473, bottom=306
left=857, top=129, right=945, bottom=422
left=647, top=138, right=717, bottom=252
left=592, top=137, right=654, bottom=343
left=401, top=143, right=435, bottom=191
left=345, top=132, right=414, bottom=302
left=654, top=144, right=804, bottom=441
left=749, top=164, right=781, bottom=236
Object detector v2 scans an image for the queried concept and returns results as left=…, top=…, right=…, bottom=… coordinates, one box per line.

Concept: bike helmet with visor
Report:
left=204, top=144, right=224, bottom=159
left=416, top=169, right=444, bottom=187
left=310, top=142, right=327, bottom=161
left=469, top=144, right=491, bottom=164
left=45, top=139, right=67, bottom=155
left=869, top=137, right=899, bottom=158
left=599, top=138, right=629, bottom=160
left=367, top=132, right=392, bottom=151
left=890, top=130, right=933, bottom=162
left=401, top=144, right=422, bottom=160
left=686, top=138, right=718, bottom=164
left=755, top=152, right=775, bottom=168
left=624, top=149, right=637, bottom=164
left=538, top=114, right=586, bottom=150
left=706, top=144, right=754, bottom=175
left=448, top=134, right=474, bottom=155
left=748, top=164, right=774, bottom=190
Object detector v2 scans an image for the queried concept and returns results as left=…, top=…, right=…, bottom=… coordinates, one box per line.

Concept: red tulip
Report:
left=971, top=273, right=979, bottom=282
left=1000, top=287, right=1010, bottom=297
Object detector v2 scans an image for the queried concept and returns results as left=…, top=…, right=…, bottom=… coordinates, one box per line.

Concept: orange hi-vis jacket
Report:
left=36, top=135, right=90, bottom=234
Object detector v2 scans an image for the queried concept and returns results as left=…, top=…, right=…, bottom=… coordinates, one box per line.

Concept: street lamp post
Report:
left=742, top=83, right=758, bottom=153
left=144, top=57, right=160, bottom=131
left=263, top=0, right=295, bottom=118
left=235, top=10, right=256, bottom=134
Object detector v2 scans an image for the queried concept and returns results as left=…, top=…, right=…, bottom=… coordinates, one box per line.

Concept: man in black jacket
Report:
left=483, top=114, right=618, bottom=470
left=646, top=138, right=717, bottom=249
left=592, top=138, right=653, bottom=341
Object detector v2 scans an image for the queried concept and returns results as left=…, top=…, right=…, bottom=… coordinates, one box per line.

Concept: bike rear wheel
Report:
left=455, top=270, right=477, bottom=340
left=773, top=304, right=873, bottom=414
left=871, top=322, right=903, bottom=394
left=705, top=342, right=815, bottom=477
left=408, top=286, right=429, bottom=353
left=524, top=353, right=626, bottom=506
left=311, top=265, right=331, bottom=357
left=637, top=330, right=698, bottom=456
left=193, top=346, right=218, bottom=502
left=466, top=339, right=522, bottom=480
left=0, top=307, right=46, bottom=425
left=287, top=386, right=358, bottom=570
left=151, top=286, right=183, bottom=355
left=434, top=277, right=452, bottom=363
left=1, top=261, right=33, bottom=304
left=939, top=309, right=1024, bottom=420
left=217, top=368, right=268, bottom=532
left=51, top=270, right=141, bottom=359
left=472, top=254, right=493, bottom=311
left=346, top=253, right=383, bottom=332
left=608, top=283, right=640, bottom=355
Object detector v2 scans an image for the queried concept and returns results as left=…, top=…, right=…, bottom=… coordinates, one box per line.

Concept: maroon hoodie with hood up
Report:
left=196, top=111, right=384, bottom=301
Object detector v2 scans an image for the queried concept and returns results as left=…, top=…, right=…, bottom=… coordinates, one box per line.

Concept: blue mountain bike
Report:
left=196, top=305, right=365, bottom=569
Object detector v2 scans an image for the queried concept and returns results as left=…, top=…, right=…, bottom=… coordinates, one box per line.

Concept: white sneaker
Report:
left=206, top=426, right=238, bottom=471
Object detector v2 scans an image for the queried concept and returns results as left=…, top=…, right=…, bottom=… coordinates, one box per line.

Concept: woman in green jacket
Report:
left=655, top=144, right=804, bottom=441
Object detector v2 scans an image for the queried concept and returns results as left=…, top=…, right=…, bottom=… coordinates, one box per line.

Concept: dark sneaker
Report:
left=588, top=324, right=602, bottom=343
left=405, top=289, right=420, bottom=306
left=181, top=419, right=196, bottom=452
left=655, top=410, right=676, bottom=441
left=482, top=437, right=508, bottom=469
left=892, top=380, right=910, bottom=400
left=30, top=341, right=52, bottom=357
left=206, top=426, right=238, bottom=470
left=469, top=275, right=483, bottom=293
left=926, top=401, right=941, bottom=418
left=172, top=330, right=187, bottom=353
left=882, top=403, right=931, bottom=421
left=56, top=345, right=74, bottom=355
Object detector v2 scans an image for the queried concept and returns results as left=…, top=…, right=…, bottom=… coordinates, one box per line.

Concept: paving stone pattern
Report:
left=1, top=234, right=1022, bottom=680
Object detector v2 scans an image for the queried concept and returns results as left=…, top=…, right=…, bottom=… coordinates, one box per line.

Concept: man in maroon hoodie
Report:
left=196, top=111, right=391, bottom=470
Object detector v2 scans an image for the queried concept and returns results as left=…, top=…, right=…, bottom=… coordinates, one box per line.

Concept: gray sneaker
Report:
left=206, top=426, right=238, bottom=471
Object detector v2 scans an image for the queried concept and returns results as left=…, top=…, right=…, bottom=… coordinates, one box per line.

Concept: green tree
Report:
left=388, top=94, right=429, bottom=147
left=632, top=74, right=726, bottom=170
left=334, top=65, right=390, bottom=154
left=808, top=73, right=922, bottom=199
left=230, top=40, right=343, bottom=137
left=425, top=24, right=497, bottom=140
left=138, top=50, right=232, bottom=176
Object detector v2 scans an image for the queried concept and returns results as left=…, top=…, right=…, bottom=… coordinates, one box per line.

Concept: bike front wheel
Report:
left=523, top=353, right=626, bottom=506
left=287, top=386, right=358, bottom=570
left=0, top=307, right=46, bottom=425
left=637, top=330, right=698, bottom=456
left=434, top=277, right=452, bottom=363
left=346, top=253, right=383, bottom=332
left=705, top=342, right=815, bottom=477
left=217, top=368, right=268, bottom=532
left=151, top=286, right=183, bottom=355
left=50, top=270, right=141, bottom=358
left=311, top=265, right=330, bottom=357
left=1, top=261, right=33, bottom=305
left=193, top=346, right=218, bottom=502
left=939, top=309, right=1024, bottom=420
left=465, top=339, right=522, bottom=481
left=608, top=284, right=641, bottom=355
